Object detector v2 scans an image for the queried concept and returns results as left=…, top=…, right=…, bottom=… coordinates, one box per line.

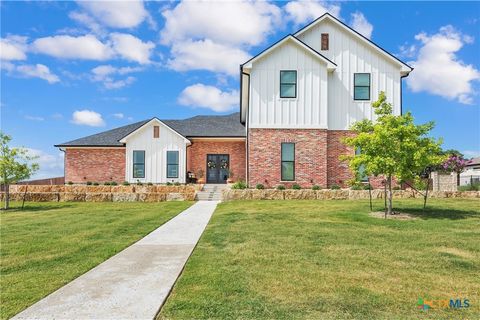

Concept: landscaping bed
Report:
left=0, top=201, right=192, bottom=319
left=159, top=199, right=479, bottom=319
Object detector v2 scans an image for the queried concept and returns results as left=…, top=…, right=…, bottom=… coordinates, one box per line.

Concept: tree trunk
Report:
left=387, top=175, right=393, bottom=215
left=4, top=184, right=9, bottom=210
left=423, top=176, right=430, bottom=209
left=384, top=180, right=387, bottom=219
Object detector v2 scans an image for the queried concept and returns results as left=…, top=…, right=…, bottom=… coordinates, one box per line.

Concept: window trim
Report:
left=133, top=150, right=145, bottom=179
left=353, top=73, right=371, bottom=101
left=166, top=150, right=179, bottom=179
left=281, top=143, right=295, bottom=181
left=280, top=70, right=297, bottom=99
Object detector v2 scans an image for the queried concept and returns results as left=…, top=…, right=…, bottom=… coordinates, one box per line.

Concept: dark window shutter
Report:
left=321, top=33, right=329, bottom=50
left=153, top=126, right=159, bottom=138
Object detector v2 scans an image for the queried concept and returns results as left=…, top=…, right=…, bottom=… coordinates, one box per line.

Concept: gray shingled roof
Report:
left=55, top=113, right=245, bottom=147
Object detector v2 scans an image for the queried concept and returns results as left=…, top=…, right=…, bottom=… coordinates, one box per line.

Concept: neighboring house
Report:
left=56, top=13, right=412, bottom=187
left=460, top=157, right=480, bottom=186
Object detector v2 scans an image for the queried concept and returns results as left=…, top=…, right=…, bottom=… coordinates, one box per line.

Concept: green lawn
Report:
left=159, top=199, right=480, bottom=320
left=0, top=201, right=192, bottom=320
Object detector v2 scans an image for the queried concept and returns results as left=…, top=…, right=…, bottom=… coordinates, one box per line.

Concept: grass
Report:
left=0, top=201, right=192, bottom=320
left=159, top=199, right=480, bottom=320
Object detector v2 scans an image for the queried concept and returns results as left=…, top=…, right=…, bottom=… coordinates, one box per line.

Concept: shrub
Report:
left=330, top=184, right=340, bottom=190
left=136, top=180, right=143, bottom=186
left=292, top=184, right=301, bottom=190
left=111, top=181, right=118, bottom=186
left=363, top=184, right=372, bottom=190
left=86, top=181, right=92, bottom=185
left=393, top=186, right=401, bottom=190
left=93, top=182, right=99, bottom=186
left=104, top=182, right=111, bottom=186
left=350, top=184, right=363, bottom=190
left=174, top=182, right=181, bottom=186
left=67, top=181, right=73, bottom=185
left=276, top=185, right=285, bottom=190
left=458, top=183, right=480, bottom=191
left=122, top=181, right=130, bottom=186
left=147, top=182, right=153, bottom=186
left=166, top=182, right=172, bottom=186
left=256, top=183, right=264, bottom=189
left=312, top=185, right=320, bottom=190
left=231, top=181, right=247, bottom=189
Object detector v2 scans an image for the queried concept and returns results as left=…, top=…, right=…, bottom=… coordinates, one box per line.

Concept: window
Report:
left=354, top=73, right=371, bottom=100
left=153, top=126, right=159, bottom=138
left=133, top=150, right=145, bottom=178
left=281, top=143, right=295, bottom=181
left=355, top=147, right=368, bottom=182
left=167, top=151, right=179, bottom=178
left=321, top=33, right=329, bottom=50
left=280, top=70, right=297, bottom=98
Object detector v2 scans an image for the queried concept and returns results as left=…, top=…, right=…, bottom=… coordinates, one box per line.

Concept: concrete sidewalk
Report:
left=14, top=201, right=218, bottom=320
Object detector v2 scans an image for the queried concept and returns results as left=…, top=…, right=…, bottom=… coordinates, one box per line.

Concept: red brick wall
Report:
left=327, top=130, right=355, bottom=187
left=248, top=129, right=328, bottom=188
left=187, top=140, right=246, bottom=182
left=65, top=148, right=126, bottom=183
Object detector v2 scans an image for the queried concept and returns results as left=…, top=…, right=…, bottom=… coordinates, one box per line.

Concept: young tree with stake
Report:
left=0, top=133, right=39, bottom=210
left=342, top=92, right=444, bottom=216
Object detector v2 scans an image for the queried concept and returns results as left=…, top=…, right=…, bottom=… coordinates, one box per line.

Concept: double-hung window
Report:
left=281, top=143, right=295, bottom=181
left=133, top=150, right=145, bottom=178
left=167, top=151, right=179, bottom=178
left=280, top=70, right=297, bottom=98
left=355, top=147, right=368, bottom=182
left=354, top=73, right=371, bottom=100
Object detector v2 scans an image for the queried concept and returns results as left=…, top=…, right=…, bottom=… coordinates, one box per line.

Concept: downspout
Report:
left=240, top=65, right=251, bottom=187
left=59, top=147, right=66, bottom=184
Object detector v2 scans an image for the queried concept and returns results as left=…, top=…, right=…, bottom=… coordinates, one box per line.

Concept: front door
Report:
left=206, top=154, right=229, bottom=184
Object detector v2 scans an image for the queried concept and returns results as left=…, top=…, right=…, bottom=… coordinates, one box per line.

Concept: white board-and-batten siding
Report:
left=124, top=121, right=188, bottom=183
left=248, top=40, right=329, bottom=129
left=247, top=18, right=403, bottom=131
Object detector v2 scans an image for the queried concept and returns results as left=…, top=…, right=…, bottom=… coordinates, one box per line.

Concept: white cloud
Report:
left=160, top=1, right=281, bottom=47
left=0, top=36, right=28, bottom=61
left=32, top=34, right=113, bottom=60
left=25, top=148, right=64, bottom=179
left=350, top=12, right=373, bottom=39
left=168, top=39, right=250, bottom=76
left=71, top=109, right=105, bottom=127
left=68, top=11, right=104, bottom=36
left=91, top=64, right=141, bottom=89
left=15, top=64, right=60, bottom=84
left=178, top=83, right=238, bottom=112
left=76, top=0, right=151, bottom=29
left=407, top=25, right=480, bottom=105
left=284, top=0, right=340, bottom=25
left=25, top=115, right=45, bottom=121
left=397, top=43, right=417, bottom=59
left=113, top=113, right=124, bottom=119
left=110, top=33, right=154, bottom=64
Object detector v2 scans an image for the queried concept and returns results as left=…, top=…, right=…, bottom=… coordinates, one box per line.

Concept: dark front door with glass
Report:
left=206, top=154, right=229, bottom=184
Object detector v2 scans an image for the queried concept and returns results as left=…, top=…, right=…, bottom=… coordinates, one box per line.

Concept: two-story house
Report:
left=56, top=13, right=412, bottom=188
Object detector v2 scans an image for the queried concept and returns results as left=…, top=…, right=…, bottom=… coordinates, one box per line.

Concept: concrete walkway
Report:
left=14, top=201, right=218, bottom=320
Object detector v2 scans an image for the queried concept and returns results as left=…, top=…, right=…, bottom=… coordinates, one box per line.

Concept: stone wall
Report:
left=65, top=148, right=126, bottom=184
left=223, top=189, right=479, bottom=201
left=2, top=184, right=202, bottom=202
left=431, top=171, right=458, bottom=191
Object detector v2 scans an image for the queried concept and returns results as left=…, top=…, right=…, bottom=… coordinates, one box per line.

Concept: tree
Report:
left=0, top=133, right=39, bottom=209
left=342, top=92, right=444, bottom=216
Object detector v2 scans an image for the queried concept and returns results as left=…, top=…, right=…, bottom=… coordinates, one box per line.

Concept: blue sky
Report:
left=1, top=1, right=479, bottom=178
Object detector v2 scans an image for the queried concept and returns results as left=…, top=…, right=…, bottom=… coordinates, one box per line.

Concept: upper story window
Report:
left=167, top=151, right=179, bottom=178
left=133, top=150, right=145, bottom=179
left=281, top=143, right=295, bottom=181
left=153, top=126, right=159, bottom=138
left=321, top=33, right=329, bottom=50
left=354, top=73, right=371, bottom=100
left=280, top=70, right=297, bottom=98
